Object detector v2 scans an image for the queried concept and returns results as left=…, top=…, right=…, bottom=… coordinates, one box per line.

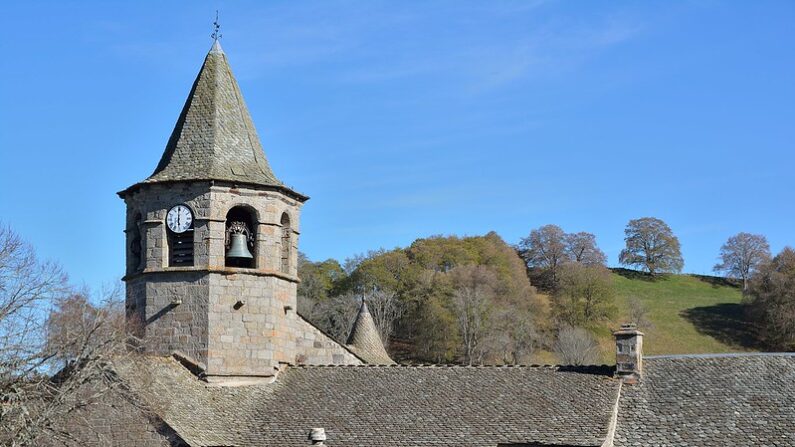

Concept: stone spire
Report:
left=138, top=41, right=287, bottom=190
left=346, top=300, right=394, bottom=365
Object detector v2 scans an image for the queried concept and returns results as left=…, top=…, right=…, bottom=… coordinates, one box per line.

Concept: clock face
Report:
left=166, top=205, right=193, bottom=233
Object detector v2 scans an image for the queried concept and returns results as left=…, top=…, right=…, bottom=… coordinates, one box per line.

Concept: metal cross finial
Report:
left=211, top=10, right=222, bottom=42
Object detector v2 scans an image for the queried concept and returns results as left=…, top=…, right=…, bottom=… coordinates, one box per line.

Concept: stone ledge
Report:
left=204, top=374, right=277, bottom=386
left=123, top=266, right=300, bottom=283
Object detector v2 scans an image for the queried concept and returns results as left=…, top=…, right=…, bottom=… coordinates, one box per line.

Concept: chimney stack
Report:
left=309, top=428, right=327, bottom=445
left=613, top=323, right=643, bottom=384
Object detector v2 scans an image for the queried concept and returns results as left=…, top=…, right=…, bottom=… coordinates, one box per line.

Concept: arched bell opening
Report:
left=280, top=212, right=291, bottom=274
left=225, top=206, right=257, bottom=268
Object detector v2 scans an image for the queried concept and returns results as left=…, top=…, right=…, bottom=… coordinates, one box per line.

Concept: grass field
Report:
left=542, top=269, right=753, bottom=365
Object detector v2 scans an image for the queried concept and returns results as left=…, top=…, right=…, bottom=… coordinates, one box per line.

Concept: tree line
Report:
left=510, top=218, right=793, bottom=351
left=520, top=217, right=776, bottom=291
left=301, top=216, right=794, bottom=363
left=299, top=232, right=543, bottom=365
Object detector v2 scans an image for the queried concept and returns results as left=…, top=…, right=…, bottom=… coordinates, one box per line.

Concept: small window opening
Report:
left=167, top=219, right=194, bottom=267
left=130, top=212, right=143, bottom=271
left=225, top=206, right=256, bottom=268
left=280, top=213, right=291, bottom=274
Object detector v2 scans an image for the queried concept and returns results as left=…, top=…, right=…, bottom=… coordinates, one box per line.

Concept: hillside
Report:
left=300, top=236, right=761, bottom=365
left=586, top=269, right=754, bottom=364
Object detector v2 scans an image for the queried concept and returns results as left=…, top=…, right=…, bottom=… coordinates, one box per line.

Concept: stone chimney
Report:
left=613, top=323, right=643, bottom=384
left=309, top=428, right=327, bottom=445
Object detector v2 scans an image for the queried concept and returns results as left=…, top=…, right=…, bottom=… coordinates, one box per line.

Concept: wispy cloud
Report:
left=226, top=2, right=642, bottom=91
left=433, top=18, right=642, bottom=91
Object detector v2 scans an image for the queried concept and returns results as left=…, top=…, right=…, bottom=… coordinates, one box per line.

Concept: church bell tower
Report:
left=118, top=41, right=362, bottom=382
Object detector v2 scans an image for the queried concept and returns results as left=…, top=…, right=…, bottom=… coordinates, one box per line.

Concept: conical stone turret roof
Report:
left=346, top=301, right=394, bottom=365
left=121, top=41, right=304, bottom=199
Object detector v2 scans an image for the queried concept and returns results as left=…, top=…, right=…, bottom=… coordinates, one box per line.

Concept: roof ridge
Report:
left=224, top=54, right=270, bottom=179
left=292, top=363, right=614, bottom=369
left=646, top=352, right=795, bottom=360
left=207, top=48, right=220, bottom=181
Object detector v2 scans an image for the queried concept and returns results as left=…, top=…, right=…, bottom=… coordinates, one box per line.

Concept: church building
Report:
left=57, top=41, right=795, bottom=447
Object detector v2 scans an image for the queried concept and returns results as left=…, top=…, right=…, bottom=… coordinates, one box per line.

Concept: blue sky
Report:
left=1, top=1, right=793, bottom=287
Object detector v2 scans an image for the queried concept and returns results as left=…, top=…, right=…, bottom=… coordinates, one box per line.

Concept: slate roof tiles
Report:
left=122, top=41, right=301, bottom=198
left=345, top=301, right=395, bottom=365
left=119, top=353, right=795, bottom=446
left=613, top=354, right=795, bottom=446
left=120, top=357, right=619, bottom=447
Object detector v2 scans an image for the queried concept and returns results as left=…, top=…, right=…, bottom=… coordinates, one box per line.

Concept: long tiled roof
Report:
left=613, top=353, right=795, bottom=446
left=115, top=353, right=795, bottom=446
left=124, top=41, right=297, bottom=196
left=119, top=357, right=619, bottom=447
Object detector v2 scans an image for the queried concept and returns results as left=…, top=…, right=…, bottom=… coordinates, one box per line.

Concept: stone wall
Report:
left=294, top=316, right=362, bottom=365
left=207, top=271, right=289, bottom=375
left=206, top=271, right=361, bottom=376
left=123, top=182, right=361, bottom=379
left=126, top=272, right=210, bottom=368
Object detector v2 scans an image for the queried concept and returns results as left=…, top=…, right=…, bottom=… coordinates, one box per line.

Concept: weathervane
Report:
left=211, top=10, right=222, bottom=41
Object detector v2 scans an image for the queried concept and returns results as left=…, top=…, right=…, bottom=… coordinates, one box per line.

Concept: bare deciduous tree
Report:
left=298, top=293, right=358, bottom=342
left=450, top=265, right=497, bottom=365
left=0, top=225, right=68, bottom=370
left=746, top=247, right=795, bottom=350
left=713, top=232, right=771, bottom=291
left=627, top=297, right=653, bottom=330
left=518, top=225, right=568, bottom=286
left=565, top=232, right=607, bottom=266
left=553, top=325, right=599, bottom=366
left=0, top=224, right=137, bottom=447
left=299, top=285, right=403, bottom=347
left=487, top=307, right=538, bottom=365
left=1, top=224, right=69, bottom=445
left=619, top=217, right=684, bottom=275
left=519, top=226, right=609, bottom=289
left=361, top=287, right=403, bottom=345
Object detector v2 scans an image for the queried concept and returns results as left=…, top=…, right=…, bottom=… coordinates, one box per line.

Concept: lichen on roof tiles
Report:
left=613, top=354, right=795, bottom=446
left=120, top=356, right=619, bottom=447
left=345, top=300, right=394, bottom=365
left=141, top=41, right=284, bottom=189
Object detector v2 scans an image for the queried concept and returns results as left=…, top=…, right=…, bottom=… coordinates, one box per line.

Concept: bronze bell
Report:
left=227, top=233, right=253, bottom=259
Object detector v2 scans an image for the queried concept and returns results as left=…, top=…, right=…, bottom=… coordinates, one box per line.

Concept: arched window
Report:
left=130, top=212, right=143, bottom=271
left=225, top=206, right=256, bottom=268
left=280, top=212, right=291, bottom=274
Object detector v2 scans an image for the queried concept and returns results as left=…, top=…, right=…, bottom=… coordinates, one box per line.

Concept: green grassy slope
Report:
left=589, top=270, right=750, bottom=364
